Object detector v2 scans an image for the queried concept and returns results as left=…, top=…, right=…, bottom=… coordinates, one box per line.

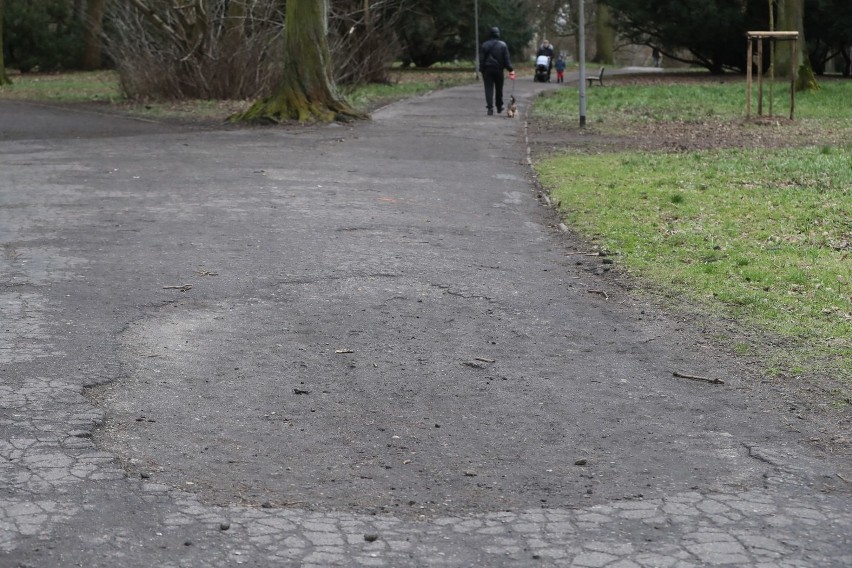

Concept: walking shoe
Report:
left=497, top=106, right=503, bottom=114
left=487, top=109, right=494, bottom=115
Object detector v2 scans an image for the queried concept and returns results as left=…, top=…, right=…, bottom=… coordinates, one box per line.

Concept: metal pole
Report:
left=474, top=0, right=480, bottom=78
left=757, top=38, right=764, bottom=115
left=578, top=0, right=586, bottom=128
left=769, top=38, right=775, bottom=117
left=790, top=38, right=797, bottom=120
left=746, top=36, right=753, bottom=118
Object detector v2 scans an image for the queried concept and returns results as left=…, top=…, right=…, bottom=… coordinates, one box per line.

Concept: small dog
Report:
left=506, top=96, right=518, bottom=118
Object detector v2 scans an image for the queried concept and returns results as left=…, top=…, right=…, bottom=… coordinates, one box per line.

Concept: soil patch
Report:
left=530, top=72, right=849, bottom=156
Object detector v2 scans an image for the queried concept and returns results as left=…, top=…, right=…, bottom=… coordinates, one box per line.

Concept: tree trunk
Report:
left=776, top=0, right=819, bottom=90
left=593, top=2, right=614, bottom=65
left=82, top=0, right=108, bottom=70
left=232, top=0, right=364, bottom=123
left=0, top=0, right=9, bottom=85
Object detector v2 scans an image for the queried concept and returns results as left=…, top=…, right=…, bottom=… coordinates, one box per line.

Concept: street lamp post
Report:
left=578, top=0, right=586, bottom=128
left=474, top=0, right=480, bottom=78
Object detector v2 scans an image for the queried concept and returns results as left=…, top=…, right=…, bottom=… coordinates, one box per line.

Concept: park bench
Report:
left=587, top=67, right=605, bottom=87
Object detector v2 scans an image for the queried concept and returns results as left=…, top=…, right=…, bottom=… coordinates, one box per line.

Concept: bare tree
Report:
left=105, top=0, right=401, bottom=101
left=328, top=0, right=402, bottom=85
left=528, top=0, right=573, bottom=44
left=106, top=0, right=285, bottom=99
left=529, top=0, right=608, bottom=65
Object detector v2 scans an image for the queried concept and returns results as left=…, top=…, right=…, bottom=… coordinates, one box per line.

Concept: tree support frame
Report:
left=746, top=31, right=799, bottom=120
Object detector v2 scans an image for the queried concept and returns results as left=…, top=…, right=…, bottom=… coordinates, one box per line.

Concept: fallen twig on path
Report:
left=587, top=289, right=609, bottom=300
left=163, top=284, right=193, bottom=292
left=673, top=371, right=725, bottom=385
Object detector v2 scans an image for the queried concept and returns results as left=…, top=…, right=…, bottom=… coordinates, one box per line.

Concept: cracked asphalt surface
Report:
left=1, top=76, right=850, bottom=567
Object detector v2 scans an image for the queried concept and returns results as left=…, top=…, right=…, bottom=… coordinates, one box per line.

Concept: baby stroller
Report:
left=534, top=55, right=551, bottom=82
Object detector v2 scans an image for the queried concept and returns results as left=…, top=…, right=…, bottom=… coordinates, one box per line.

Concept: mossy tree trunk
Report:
left=0, top=0, right=10, bottom=86
left=776, top=0, right=819, bottom=91
left=593, top=2, right=615, bottom=65
left=232, top=0, right=364, bottom=124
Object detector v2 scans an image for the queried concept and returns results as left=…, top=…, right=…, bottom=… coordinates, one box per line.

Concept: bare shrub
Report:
left=106, top=0, right=405, bottom=101
left=329, top=0, right=404, bottom=86
left=106, top=0, right=284, bottom=100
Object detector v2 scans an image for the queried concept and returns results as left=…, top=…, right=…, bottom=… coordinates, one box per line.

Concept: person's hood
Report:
left=490, top=27, right=501, bottom=39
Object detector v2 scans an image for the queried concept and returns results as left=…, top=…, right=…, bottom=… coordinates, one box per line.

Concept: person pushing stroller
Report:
left=535, top=39, right=555, bottom=82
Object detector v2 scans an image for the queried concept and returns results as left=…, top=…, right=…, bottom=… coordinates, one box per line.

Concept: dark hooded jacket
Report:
left=479, top=27, right=513, bottom=73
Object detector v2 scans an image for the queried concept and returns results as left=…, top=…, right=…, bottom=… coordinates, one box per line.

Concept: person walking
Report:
left=479, top=27, right=515, bottom=116
left=555, top=55, right=566, bottom=83
left=652, top=47, right=662, bottom=68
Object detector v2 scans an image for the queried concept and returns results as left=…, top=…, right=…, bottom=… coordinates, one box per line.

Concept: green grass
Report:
left=0, top=70, right=123, bottom=103
left=0, top=67, right=478, bottom=118
left=342, top=68, right=478, bottom=111
left=533, top=78, right=852, bottom=130
left=533, top=76, right=852, bottom=392
left=536, top=145, right=852, bottom=386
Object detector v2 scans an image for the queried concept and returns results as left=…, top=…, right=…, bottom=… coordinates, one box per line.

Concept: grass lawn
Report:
left=533, top=75, right=851, bottom=398
left=0, top=67, right=479, bottom=120
left=342, top=64, right=479, bottom=111
left=0, top=69, right=123, bottom=103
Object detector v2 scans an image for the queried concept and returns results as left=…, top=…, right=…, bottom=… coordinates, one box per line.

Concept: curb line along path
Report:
left=1, top=78, right=850, bottom=567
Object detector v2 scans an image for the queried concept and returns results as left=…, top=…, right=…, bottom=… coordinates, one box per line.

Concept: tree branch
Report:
left=125, top=0, right=183, bottom=45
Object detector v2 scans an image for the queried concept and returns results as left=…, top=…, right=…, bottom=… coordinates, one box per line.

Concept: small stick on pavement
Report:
left=673, top=371, right=725, bottom=385
left=837, top=473, right=851, bottom=484
left=587, top=289, right=609, bottom=300
left=475, top=357, right=495, bottom=363
left=163, top=284, right=193, bottom=292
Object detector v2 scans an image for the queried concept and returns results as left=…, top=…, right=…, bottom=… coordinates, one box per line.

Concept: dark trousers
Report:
left=482, top=68, right=505, bottom=111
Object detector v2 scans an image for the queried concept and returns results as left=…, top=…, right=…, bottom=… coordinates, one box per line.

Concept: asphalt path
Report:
left=1, top=75, right=850, bottom=567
